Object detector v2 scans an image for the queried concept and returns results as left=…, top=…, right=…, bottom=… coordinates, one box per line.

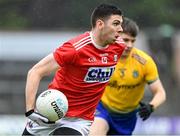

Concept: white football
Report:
left=36, top=89, right=68, bottom=122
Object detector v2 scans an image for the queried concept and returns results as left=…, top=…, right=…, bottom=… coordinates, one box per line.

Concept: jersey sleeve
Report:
left=116, top=36, right=126, bottom=52
left=53, top=42, right=77, bottom=67
left=145, top=57, right=159, bottom=84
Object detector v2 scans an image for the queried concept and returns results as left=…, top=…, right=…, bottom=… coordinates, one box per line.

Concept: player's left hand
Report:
left=25, top=109, right=56, bottom=126
left=138, top=102, right=154, bottom=121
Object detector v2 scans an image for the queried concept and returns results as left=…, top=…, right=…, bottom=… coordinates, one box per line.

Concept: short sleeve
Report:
left=145, top=57, right=159, bottom=84
left=53, top=42, right=77, bottom=67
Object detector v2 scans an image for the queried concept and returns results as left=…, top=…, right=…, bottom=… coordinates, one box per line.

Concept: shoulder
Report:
left=110, top=37, right=126, bottom=53
left=67, top=31, right=91, bottom=49
left=116, top=37, right=125, bottom=45
left=57, top=32, right=91, bottom=52
left=131, top=48, right=154, bottom=65
left=114, top=37, right=126, bottom=48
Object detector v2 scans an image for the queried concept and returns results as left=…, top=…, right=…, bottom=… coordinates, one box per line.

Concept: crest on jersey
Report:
left=100, top=53, right=108, bottom=64
left=133, top=70, right=139, bottom=78
left=101, top=57, right=108, bottom=64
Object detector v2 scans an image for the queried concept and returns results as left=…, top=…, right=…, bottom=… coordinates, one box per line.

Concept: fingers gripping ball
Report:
left=36, top=89, right=68, bottom=122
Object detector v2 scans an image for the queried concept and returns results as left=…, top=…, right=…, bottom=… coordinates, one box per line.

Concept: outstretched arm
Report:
left=25, top=53, right=60, bottom=112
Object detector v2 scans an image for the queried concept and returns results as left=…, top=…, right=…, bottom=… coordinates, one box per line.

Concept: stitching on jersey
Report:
left=74, top=38, right=91, bottom=49
left=73, top=36, right=92, bottom=50
left=73, top=36, right=91, bottom=46
left=75, top=41, right=92, bottom=50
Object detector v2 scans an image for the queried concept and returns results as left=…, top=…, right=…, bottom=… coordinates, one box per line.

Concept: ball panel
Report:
left=36, top=89, right=68, bottom=121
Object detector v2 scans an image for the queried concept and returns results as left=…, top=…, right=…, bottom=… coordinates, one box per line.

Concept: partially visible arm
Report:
left=148, top=79, right=166, bottom=109
left=25, top=53, right=60, bottom=112
left=138, top=79, right=166, bottom=121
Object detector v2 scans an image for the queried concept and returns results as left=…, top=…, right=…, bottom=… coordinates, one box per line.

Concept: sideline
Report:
left=0, top=115, right=180, bottom=135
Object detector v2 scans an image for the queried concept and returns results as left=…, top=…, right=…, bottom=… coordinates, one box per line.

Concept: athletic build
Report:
left=89, top=17, right=166, bottom=135
left=22, top=4, right=125, bottom=135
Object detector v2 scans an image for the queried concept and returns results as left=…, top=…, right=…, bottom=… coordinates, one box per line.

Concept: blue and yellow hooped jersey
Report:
left=101, top=48, right=159, bottom=113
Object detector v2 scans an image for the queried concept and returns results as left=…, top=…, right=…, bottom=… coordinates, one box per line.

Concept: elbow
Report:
left=27, top=67, right=36, bottom=78
left=27, top=66, right=42, bottom=79
left=27, top=68, right=34, bottom=77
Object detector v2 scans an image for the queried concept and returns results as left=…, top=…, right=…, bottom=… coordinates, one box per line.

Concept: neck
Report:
left=91, top=30, right=107, bottom=47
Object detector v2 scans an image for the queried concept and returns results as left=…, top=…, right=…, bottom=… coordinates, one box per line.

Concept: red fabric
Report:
left=48, top=32, right=125, bottom=120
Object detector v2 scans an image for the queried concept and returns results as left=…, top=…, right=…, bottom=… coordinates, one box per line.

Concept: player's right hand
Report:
left=25, top=109, right=55, bottom=126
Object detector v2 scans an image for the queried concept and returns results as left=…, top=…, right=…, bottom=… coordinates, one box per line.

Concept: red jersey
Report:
left=48, top=31, right=125, bottom=120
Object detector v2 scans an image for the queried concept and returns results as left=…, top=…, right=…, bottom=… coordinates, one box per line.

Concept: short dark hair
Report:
left=91, top=4, right=123, bottom=28
left=122, top=17, right=139, bottom=37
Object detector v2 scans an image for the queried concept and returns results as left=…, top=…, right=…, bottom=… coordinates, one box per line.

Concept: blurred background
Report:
left=0, top=0, right=180, bottom=135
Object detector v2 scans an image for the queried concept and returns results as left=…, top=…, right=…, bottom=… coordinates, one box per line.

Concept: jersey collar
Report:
left=90, top=31, right=109, bottom=50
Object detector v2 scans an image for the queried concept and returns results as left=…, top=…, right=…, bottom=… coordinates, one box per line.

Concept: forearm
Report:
left=149, top=88, right=166, bottom=109
left=139, top=87, right=166, bottom=121
left=25, top=69, right=42, bottom=111
left=25, top=53, right=59, bottom=112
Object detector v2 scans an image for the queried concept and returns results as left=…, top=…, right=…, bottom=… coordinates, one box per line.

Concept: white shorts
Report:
left=25, top=117, right=93, bottom=136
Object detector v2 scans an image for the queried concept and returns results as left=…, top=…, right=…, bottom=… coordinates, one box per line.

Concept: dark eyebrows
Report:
left=113, top=20, right=122, bottom=25
left=123, top=38, right=136, bottom=42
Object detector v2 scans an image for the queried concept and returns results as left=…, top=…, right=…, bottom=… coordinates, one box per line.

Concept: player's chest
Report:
left=113, top=60, right=145, bottom=83
left=78, top=51, right=119, bottom=66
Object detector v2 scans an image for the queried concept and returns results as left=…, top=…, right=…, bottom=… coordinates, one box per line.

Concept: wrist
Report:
left=25, top=109, right=34, bottom=117
left=149, top=104, right=154, bottom=112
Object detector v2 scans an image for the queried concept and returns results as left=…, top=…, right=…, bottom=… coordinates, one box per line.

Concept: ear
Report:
left=96, top=19, right=104, bottom=29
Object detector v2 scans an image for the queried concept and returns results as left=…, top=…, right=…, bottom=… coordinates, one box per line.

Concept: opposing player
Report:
left=89, top=17, right=166, bottom=135
left=22, top=4, right=125, bottom=136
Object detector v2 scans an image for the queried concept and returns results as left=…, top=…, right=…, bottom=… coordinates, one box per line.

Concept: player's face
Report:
left=101, top=15, right=123, bottom=44
left=121, top=33, right=136, bottom=57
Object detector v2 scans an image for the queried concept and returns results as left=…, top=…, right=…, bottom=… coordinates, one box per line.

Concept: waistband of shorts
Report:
left=100, top=101, right=138, bottom=116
